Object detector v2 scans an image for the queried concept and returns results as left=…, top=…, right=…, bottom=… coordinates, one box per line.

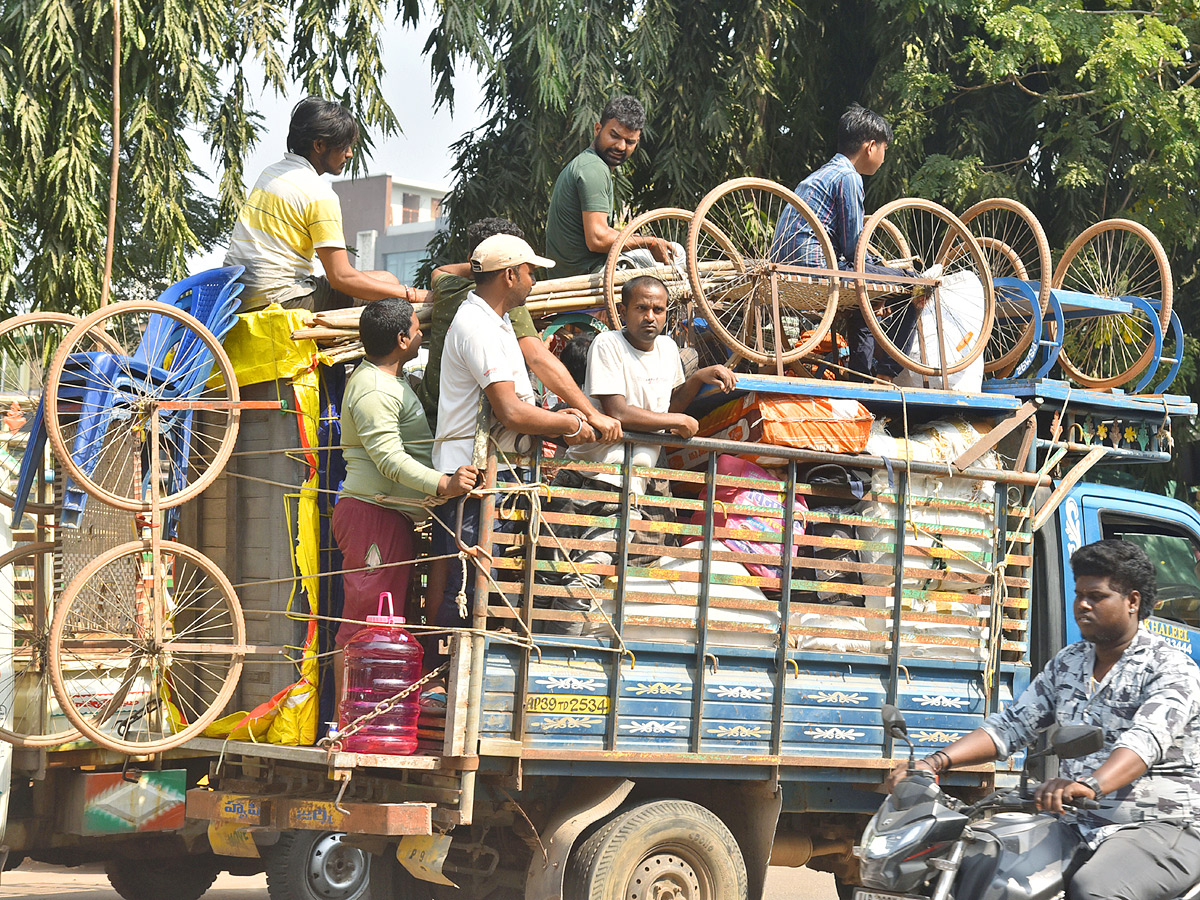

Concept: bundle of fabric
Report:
left=604, top=542, right=779, bottom=649
left=857, top=418, right=997, bottom=661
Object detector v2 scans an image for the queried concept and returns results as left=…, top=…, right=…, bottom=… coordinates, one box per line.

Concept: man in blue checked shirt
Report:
left=773, top=104, right=919, bottom=380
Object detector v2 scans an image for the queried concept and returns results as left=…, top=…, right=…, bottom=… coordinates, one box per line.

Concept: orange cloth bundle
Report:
left=666, top=392, right=874, bottom=469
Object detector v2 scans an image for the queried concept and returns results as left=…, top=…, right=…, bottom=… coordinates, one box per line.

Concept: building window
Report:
left=430, top=197, right=442, bottom=220
left=384, top=250, right=426, bottom=285
left=402, top=193, right=420, bottom=224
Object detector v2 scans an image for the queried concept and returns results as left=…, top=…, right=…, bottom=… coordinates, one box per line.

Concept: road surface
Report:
left=0, top=860, right=836, bottom=899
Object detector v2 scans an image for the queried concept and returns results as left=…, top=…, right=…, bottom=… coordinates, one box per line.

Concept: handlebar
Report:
left=990, top=793, right=1100, bottom=813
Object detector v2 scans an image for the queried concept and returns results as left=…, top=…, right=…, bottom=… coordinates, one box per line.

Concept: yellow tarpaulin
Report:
left=203, top=307, right=324, bottom=745
left=212, top=305, right=319, bottom=388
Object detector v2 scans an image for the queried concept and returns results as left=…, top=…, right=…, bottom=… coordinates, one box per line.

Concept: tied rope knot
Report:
left=456, top=550, right=470, bottom=620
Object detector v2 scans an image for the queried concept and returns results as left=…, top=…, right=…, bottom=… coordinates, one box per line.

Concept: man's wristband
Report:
left=1076, top=775, right=1104, bottom=798
left=922, top=750, right=952, bottom=774
left=564, top=415, right=584, bottom=439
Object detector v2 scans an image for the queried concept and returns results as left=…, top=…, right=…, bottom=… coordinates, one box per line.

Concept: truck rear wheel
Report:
left=106, top=855, right=219, bottom=900
left=265, top=831, right=373, bottom=900
left=565, top=799, right=747, bottom=900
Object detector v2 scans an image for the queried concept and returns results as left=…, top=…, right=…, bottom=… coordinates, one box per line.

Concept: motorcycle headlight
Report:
left=863, top=822, right=928, bottom=859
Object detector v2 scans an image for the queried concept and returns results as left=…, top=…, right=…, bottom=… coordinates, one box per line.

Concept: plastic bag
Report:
left=893, top=269, right=986, bottom=392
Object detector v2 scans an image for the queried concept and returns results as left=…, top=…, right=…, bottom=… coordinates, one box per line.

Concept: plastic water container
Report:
left=338, top=592, right=424, bottom=755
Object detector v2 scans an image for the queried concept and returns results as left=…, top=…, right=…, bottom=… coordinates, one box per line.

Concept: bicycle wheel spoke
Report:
left=1052, top=220, right=1171, bottom=389
left=0, top=542, right=79, bottom=746
left=50, top=540, right=244, bottom=753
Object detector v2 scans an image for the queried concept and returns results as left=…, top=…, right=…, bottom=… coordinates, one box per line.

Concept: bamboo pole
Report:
left=295, top=260, right=742, bottom=343
left=100, top=0, right=121, bottom=308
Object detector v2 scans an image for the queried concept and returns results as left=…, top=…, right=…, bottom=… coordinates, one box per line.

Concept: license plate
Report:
left=855, top=890, right=926, bottom=900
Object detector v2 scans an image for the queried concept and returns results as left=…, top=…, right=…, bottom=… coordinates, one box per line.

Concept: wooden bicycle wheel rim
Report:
left=44, top=301, right=241, bottom=512
left=1051, top=218, right=1172, bottom=390
left=48, top=539, right=245, bottom=754
left=0, top=313, right=84, bottom=516
left=960, top=198, right=1052, bottom=375
left=0, top=541, right=81, bottom=747
left=687, top=177, right=839, bottom=365
left=854, top=197, right=995, bottom=376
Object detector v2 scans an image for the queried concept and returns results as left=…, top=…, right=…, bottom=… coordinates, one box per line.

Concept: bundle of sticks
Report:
left=290, top=262, right=735, bottom=362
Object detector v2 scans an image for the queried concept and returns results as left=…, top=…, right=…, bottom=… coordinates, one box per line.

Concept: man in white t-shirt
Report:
left=431, top=234, right=599, bottom=630
left=537, top=275, right=735, bottom=634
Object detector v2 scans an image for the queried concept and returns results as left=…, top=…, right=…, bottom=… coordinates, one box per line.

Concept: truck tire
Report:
left=106, top=855, right=219, bottom=900
left=265, top=831, right=373, bottom=900
left=564, top=799, right=748, bottom=900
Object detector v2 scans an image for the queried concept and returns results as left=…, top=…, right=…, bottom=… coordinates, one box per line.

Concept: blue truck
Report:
left=177, top=373, right=1200, bottom=900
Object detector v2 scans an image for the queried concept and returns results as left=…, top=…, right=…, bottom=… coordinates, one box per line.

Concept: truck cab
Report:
left=1056, top=483, right=1200, bottom=664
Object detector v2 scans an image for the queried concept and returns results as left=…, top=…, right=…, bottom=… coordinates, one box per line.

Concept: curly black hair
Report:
left=600, top=95, right=646, bottom=132
left=1070, top=539, right=1158, bottom=619
left=467, top=218, right=525, bottom=255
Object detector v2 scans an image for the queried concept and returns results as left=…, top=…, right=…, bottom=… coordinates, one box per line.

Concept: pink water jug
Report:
left=338, top=592, right=424, bottom=754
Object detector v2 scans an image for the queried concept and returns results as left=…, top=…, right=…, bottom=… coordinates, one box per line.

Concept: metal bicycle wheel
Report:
left=687, top=177, right=839, bottom=366
left=44, top=301, right=240, bottom=512
left=48, top=538, right=245, bottom=754
left=0, top=541, right=81, bottom=746
left=960, top=198, right=1052, bottom=376
left=854, top=198, right=995, bottom=376
left=1052, top=218, right=1173, bottom=390
left=0, top=313, right=83, bottom=517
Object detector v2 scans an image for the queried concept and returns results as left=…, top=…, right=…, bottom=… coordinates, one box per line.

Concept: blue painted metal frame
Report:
left=986, top=378, right=1196, bottom=418
left=712, top=373, right=1025, bottom=416
left=1153, top=311, right=1185, bottom=394
left=995, top=279, right=1172, bottom=391
left=1126, top=296, right=1165, bottom=394
left=1034, top=285, right=1066, bottom=380
left=991, top=278, right=1043, bottom=380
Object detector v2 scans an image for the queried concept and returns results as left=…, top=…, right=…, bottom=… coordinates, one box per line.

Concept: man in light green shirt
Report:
left=544, top=95, right=671, bottom=278
left=332, top=298, right=477, bottom=700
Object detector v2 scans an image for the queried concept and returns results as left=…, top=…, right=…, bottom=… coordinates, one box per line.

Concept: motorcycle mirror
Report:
left=1051, top=724, right=1104, bottom=759
left=881, top=704, right=916, bottom=769
left=881, top=704, right=908, bottom=738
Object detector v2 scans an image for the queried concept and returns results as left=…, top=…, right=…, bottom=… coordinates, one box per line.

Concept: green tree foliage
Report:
left=422, top=0, right=1200, bottom=494
left=0, top=0, right=416, bottom=314
left=425, top=0, right=1200, bottom=317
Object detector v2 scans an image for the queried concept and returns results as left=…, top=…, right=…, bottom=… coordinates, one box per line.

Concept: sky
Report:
left=188, top=22, right=486, bottom=272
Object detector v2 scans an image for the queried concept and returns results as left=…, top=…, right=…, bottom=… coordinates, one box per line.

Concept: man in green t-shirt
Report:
left=545, top=96, right=672, bottom=278
left=416, top=217, right=621, bottom=441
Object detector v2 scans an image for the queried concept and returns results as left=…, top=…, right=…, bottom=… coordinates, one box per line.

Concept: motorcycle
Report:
left=852, top=705, right=1200, bottom=900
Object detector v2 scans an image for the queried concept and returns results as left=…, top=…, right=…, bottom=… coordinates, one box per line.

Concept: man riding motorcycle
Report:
left=889, top=539, right=1200, bottom=900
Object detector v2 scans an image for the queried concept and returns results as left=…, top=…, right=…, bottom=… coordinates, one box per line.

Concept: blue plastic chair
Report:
left=12, top=266, right=244, bottom=530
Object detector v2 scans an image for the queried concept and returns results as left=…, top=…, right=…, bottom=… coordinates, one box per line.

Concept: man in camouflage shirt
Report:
left=899, top=539, right=1200, bottom=900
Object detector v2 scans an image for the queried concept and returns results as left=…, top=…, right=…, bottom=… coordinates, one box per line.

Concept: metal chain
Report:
left=319, top=662, right=450, bottom=754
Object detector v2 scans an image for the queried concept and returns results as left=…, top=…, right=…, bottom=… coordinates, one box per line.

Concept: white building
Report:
left=332, top=174, right=447, bottom=283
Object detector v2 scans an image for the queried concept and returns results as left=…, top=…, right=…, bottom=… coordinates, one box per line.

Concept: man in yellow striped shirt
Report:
left=225, top=98, right=423, bottom=312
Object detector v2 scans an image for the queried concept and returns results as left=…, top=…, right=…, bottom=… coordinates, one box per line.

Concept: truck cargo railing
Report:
left=463, top=420, right=1036, bottom=764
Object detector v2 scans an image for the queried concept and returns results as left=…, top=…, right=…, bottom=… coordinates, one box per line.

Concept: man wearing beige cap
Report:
left=430, top=234, right=598, bottom=630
